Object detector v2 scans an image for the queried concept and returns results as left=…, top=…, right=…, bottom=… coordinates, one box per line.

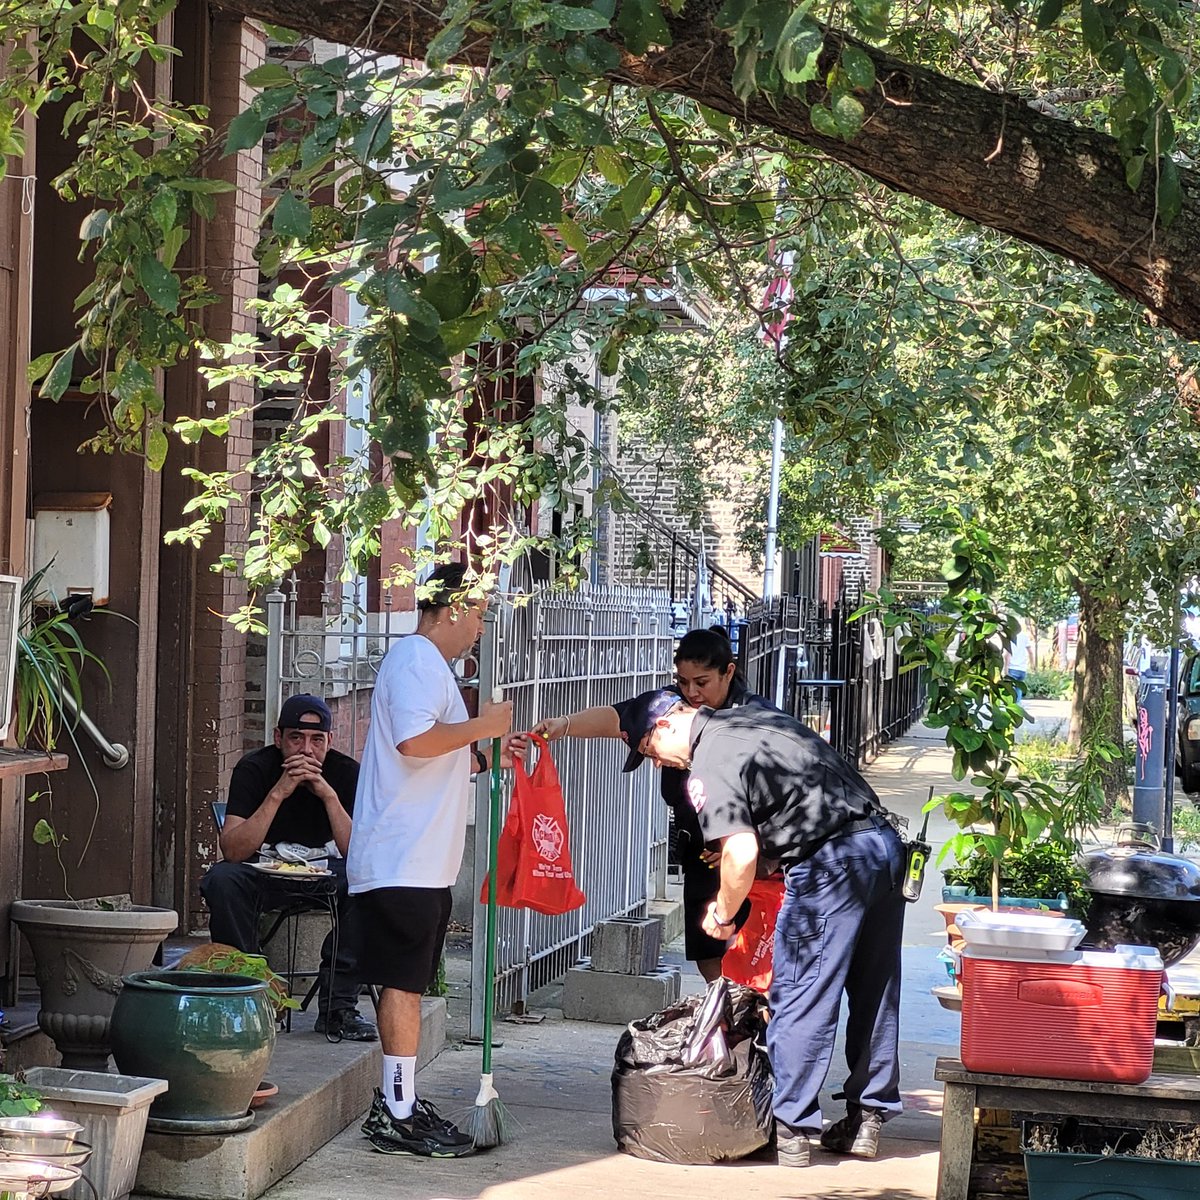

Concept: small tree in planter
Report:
left=867, top=518, right=1110, bottom=910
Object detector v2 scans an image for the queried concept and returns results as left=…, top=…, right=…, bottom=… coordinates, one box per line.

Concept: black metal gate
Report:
left=739, top=593, right=927, bottom=769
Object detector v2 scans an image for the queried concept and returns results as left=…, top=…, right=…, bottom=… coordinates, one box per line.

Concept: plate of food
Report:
left=250, top=860, right=333, bottom=878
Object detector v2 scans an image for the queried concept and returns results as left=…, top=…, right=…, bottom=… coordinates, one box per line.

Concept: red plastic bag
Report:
left=722, top=879, right=785, bottom=993
left=478, top=735, right=586, bottom=915
left=513, top=735, right=586, bottom=915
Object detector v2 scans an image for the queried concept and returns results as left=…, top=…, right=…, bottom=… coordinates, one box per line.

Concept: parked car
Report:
left=1176, top=652, right=1200, bottom=793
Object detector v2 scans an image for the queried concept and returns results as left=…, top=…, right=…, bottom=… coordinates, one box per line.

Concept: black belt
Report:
left=781, top=814, right=886, bottom=869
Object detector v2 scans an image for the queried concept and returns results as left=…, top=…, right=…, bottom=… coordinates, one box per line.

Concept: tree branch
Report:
left=212, top=0, right=1200, bottom=339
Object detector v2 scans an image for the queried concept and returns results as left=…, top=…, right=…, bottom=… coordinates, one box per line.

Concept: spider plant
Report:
left=15, top=563, right=120, bottom=894
left=15, top=564, right=108, bottom=754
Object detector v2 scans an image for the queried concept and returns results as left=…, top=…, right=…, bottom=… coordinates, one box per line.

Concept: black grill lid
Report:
left=1080, top=824, right=1200, bottom=902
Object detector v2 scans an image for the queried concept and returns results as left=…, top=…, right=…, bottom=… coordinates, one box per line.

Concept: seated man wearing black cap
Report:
left=620, top=690, right=905, bottom=1168
left=200, top=693, right=377, bottom=1041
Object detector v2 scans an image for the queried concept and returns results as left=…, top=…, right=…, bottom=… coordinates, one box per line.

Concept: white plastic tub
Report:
left=955, top=908, right=1087, bottom=953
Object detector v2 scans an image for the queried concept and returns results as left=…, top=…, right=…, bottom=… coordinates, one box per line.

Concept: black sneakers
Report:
left=820, top=1106, right=883, bottom=1158
left=315, top=1009, right=378, bottom=1042
left=361, top=1090, right=474, bottom=1157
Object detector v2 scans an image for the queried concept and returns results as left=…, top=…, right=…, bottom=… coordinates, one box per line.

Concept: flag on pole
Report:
left=761, top=238, right=795, bottom=351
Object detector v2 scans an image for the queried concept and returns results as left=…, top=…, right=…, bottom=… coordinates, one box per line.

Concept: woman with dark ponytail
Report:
left=523, top=625, right=767, bottom=982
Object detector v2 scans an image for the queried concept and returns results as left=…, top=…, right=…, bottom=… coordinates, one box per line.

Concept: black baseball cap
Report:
left=277, top=694, right=332, bottom=732
left=619, top=688, right=685, bottom=772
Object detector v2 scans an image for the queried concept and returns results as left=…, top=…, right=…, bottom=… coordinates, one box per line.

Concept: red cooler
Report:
left=960, top=944, right=1163, bottom=1083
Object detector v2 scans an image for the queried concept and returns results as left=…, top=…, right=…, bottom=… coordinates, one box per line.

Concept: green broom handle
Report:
left=482, top=689, right=504, bottom=1075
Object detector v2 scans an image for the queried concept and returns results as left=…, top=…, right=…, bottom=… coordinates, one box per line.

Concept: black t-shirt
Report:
left=226, top=745, right=359, bottom=849
left=686, top=705, right=880, bottom=861
left=612, top=680, right=769, bottom=855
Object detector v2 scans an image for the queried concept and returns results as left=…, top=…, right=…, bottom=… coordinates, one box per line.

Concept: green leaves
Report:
left=38, top=344, right=78, bottom=401
left=272, top=190, right=312, bottom=239
left=146, top=424, right=169, bottom=471
left=225, top=107, right=268, bottom=154
left=840, top=46, right=876, bottom=92
left=79, top=209, right=110, bottom=242
left=776, top=8, right=823, bottom=85
left=545, top=4, right=613, bottom=32
left=137, top=253, right=180, bottom=312
left=244, top=63, right=293, bottom=88
left=615, top=0, right=671, bottom=54
left=1157, top=156, right=1182, bottom=226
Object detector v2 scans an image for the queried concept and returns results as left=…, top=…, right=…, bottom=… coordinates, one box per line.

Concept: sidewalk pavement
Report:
left=260, top=704, right=1071, bottom=1200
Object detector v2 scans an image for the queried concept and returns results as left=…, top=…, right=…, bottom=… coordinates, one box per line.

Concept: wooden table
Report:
left=934, top=1056, right=1200, bottom=1200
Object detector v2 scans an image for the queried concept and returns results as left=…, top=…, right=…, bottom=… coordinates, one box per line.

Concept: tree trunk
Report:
left=1070, top=585, right=1126, bottom=814
left=213, top=0, right=1200, bottom=340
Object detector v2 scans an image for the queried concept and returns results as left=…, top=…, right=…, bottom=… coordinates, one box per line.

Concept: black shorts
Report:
left=354, top=886, right=452, bottom=994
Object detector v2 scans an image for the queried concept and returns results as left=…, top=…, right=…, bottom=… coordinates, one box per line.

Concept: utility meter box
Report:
left=32, top=492, right=112, bottom=607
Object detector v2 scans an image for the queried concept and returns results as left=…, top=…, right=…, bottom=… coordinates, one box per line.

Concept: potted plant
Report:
left=941, top=840, right=1091, bottom=914
left=1023, top=1119, right=1200, bottom=1200
left=171, top=942, right=299, bottom=1020
left=18, top=1067, right=168, bottom=1200
left=109, top=970, right=276, bottom=1134
left=868, top=521, right=1115, bottom=913
left=0, top=1076, right=43, bottom=1117
left=11, top=570, right=179, bottom=1071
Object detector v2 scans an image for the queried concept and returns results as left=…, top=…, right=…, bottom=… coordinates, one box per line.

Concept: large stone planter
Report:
left=110, top=970, right=276, bottom=1134
left=11, top=900, right=179, bottom=1070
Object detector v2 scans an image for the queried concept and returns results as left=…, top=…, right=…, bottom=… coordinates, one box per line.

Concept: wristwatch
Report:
left=712, top=908, right=735, bottom=929
left=472, top=748, right=488, bottom=774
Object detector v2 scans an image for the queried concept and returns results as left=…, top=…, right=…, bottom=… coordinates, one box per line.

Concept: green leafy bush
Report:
left=0, top=1076, right=42, bottom=1117
left=943, top=839, right=1091, bottom=916
left=1013, top=732, right=1072, bottom=779
left=1022, top=668, right=1072, bottom=699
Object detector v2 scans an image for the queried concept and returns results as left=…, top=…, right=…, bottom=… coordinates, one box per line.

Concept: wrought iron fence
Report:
left=471, top=584, right=674, bottom=1036
left=739, top=593, right=928, bottom=769
left=260, top=575, right=674, bottom=1037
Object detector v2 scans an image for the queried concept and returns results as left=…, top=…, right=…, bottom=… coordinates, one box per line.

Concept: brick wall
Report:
left=598, top=428, right=763, bottom=597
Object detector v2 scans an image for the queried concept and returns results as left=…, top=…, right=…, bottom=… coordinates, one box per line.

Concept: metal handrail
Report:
left=58, top=689, right=129, bottom=769
left=632, top=505, right=759, bottom=608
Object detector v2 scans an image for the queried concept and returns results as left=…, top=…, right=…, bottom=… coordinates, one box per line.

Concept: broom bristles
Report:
left=466, top=1073, right=513, bottom=1149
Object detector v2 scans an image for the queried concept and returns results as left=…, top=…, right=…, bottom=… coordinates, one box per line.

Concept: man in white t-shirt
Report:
left=1005, top=618, right=1032, bottom=700
left=350, top=563, right=513, bottom=1158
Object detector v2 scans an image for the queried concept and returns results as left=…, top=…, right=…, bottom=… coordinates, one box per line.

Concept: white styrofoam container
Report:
left=955, top=908, right=1087, bottom=953
left=962, top=943, right=1162, bottom=970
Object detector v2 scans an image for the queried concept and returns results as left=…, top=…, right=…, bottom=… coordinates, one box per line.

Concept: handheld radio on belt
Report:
left=901, top=789, right=933, bottom=903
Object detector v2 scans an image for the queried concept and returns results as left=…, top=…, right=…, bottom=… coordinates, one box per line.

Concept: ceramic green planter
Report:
left=109, top=971, right=276, bottom=1134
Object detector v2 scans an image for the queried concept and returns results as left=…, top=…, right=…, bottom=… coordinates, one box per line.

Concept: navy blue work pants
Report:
left=767, top=821, right=906, bottom=1132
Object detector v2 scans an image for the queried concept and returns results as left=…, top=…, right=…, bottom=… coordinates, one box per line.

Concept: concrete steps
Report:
left=133, top=998, right=446, bottom=1200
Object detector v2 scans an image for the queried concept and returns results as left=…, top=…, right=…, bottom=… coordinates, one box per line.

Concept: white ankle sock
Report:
left=383, top=1055, right=417, bottom=1119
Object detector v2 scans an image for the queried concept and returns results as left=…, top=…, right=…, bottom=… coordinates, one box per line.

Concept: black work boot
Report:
left=775, top=1121, right=811, bottom=1167
left=820, top=1105, right=883, bottom=1158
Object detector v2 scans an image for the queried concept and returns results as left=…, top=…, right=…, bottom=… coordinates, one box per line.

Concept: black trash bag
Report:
left=611, top=978, right=774, bottom=1164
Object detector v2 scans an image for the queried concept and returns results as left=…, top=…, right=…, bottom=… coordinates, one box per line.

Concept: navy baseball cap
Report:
left=277, top=694, right=332, bottom=732
left=619, top=688, right=684, bottom=772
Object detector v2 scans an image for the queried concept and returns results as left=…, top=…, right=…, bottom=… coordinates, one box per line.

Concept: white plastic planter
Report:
left=20, top=1068, right=167, bottom=1200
